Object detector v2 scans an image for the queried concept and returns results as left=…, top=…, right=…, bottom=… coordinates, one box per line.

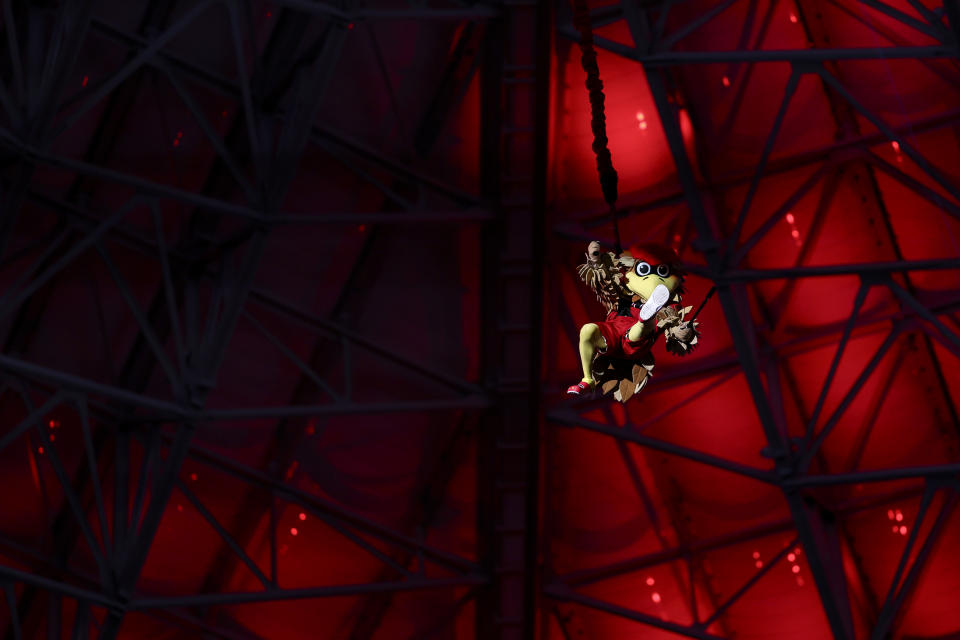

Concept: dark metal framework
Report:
left=547, top=1, right=960, bottom=639
left=0, top=0, right=958, bottom=638
left=0, top=1, right=537, bottom=638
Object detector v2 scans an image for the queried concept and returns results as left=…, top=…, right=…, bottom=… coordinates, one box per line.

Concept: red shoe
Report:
left=567, top=380, right=596, bottom=395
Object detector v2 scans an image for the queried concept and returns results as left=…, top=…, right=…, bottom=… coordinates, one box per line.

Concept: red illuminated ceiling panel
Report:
left=547, top=1, right=960, bottom=639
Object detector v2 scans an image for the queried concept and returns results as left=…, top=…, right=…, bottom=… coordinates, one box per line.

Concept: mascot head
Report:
left=619, top=243, right=685, bottom=301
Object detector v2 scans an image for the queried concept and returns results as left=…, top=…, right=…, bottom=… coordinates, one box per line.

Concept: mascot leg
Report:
left=578, top=323, right=607, bottom=382
left=567, top=323, right=607, bottom=394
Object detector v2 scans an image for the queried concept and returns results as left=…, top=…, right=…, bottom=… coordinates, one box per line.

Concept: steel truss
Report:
left=547, top=1, right=960, bottom=639
left=2, top=0, right=959, bottom=638
left=0, top=0, right=514, bottom=638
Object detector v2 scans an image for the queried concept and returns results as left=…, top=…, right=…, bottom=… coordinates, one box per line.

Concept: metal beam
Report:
left=870, top=490, right=959, bottom=638
left=414, top=21, right=486, bottom=156
left=639, top=24, right=858, bottom=635
left=0, top=0, right=95, bottom=259
left=267, top=1, right=500, bottom=21
left=475, top=1, right=549, bottom=636
left=181, top=440, right=480, bottom=573
left=92, top=9, right=350, bottom=639
left=549, top=409, right=777, bottom=484
left=128, top=576, right=489, bottom=609
left=574, top=106, right=960, bottom=231
left=83, top=17, right=483, bottom=207
left=191, top=11, right=490, bottom=607
left=346, top=414, right=479, bottom=640
left=0, top=565, right=119, bottom=611
left=689, top=258, right=960, bottom=282
left=702, top=537, right=799, bottom=628
left=544, top=583, right=727, bottom=640
left=560, top=25, right=956, bottom=63
left=0, top=351, right=488, bottom=420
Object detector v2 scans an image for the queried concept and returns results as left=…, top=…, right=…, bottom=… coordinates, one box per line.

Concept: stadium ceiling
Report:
left=0, top=1, right=959, bottom=639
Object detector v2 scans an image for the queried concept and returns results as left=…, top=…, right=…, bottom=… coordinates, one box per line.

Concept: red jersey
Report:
left=594, top=304, right=674, bottom=359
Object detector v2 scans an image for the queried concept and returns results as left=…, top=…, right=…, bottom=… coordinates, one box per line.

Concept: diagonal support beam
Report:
left=49, top=0, right=218, bottom=140
left=798, top=322, right=902, bottom=471
left=702, top=537, right=799, bottom=627
left=728, top=66, right=802, bottom=251
left=856, top=0, right=946, bottom=40
left=801, top=280, right=871, bottom=448
left=816, top=66, right=960, bottom=206
left=549, top=409, right=777, bottom=484
left=732, top=161, right=830, bottom=265
left=176, top=480, right=272, bottom=590
left=559, top=25, right=956, bottom=63
left=544, top=583, right=727, bottom=640
left=642, top=55, right=858, bottom=639
left=871, top=490, right=959, bottom=639
left=95, top=13, right=351, bottom=640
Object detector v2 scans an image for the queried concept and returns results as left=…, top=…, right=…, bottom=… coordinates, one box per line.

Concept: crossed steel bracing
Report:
left=0, top=0, right=958, bottom=638
left=0, top=0, right=544, bottom=638
left=546, top=1, right=960, bottom=639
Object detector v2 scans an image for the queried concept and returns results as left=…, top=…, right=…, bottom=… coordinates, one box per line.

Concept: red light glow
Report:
left=82, top=76, right=88, bottom=87
left=895, top=511, right=903, bottom=522
left=789, top=13, right=798, bottom=23
left=752, top=550, right=760, bottom=559
left=37, top=447, right=44, bottom=455
left=652, top=592, right=661, bottom=603
left=755, top=560, right=763, bottom=569
left=722, top=76, right=731, bottom=87
left=900, top=526, right=908, bottom=535
left=299, top=512, right=306, bottom=521
left=791, top=229, right=800, bottom=239
left=290, top=527, right=299, bottom=536
left=190, top=473, right=197, bottom=481
left=892, top=140, right=900, bottom=152
left=646, top=577, right=655, bottom=586
left=788, top=553, right=796, bottom=562
left=792, top=565, right=800, bottom=574
left=785, top=213, right=795, bottom=224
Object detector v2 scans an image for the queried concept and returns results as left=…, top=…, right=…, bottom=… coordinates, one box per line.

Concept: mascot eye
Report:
left=656, top=264, right=671, bottom=277
left=635, top=261, right=651, bottom=276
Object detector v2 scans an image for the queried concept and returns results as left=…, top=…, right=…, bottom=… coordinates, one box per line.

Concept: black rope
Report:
left=571, top=2, right=717, bottom=326
left=687, top=285, right=716, bottom=328
left=571, top=0, right=621, bottom=254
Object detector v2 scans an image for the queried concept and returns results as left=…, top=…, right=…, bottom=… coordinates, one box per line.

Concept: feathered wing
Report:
left=577, top=251, right=626, bottom=313
left=659, top=305, right=701, bottom=356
